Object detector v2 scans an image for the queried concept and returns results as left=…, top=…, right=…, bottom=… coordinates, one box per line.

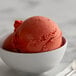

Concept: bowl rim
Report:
left=0, top=32, right=68, bottom=55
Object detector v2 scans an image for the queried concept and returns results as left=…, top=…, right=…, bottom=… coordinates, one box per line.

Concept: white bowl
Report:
left=0, top=32, right=67, bottom=74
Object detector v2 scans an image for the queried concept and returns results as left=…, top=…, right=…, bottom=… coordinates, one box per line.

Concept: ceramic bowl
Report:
left=0, top=32, right=67, bottom=74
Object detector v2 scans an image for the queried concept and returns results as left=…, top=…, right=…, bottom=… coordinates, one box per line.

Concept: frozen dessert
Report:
left=3, top=16, right=62, bottom=53
left=2, top=33, right=16, bottom=52
left=3, top=20, right=23, bottom=52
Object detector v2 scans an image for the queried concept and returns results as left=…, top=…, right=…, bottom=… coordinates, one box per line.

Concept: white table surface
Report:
left=0, top=0, right=76, bottom=75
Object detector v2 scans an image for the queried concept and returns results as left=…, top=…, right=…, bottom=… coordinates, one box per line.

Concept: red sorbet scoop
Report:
left=3, top=16, right=62, bottom=53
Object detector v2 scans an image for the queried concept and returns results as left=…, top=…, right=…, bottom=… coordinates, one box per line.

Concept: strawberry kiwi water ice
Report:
left=3, top=16, right=62, bottom=53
